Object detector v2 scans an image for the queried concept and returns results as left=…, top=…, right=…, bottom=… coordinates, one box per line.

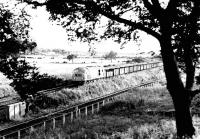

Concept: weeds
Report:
left=39, top=68, right=165, bottom=108
left=0, top=85, right=18, bottom=98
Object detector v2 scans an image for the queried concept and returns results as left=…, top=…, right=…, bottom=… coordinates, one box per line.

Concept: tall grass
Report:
left=24, top=87, right=176, bottom=139
left=24, top=86, right=200, bottom=139
left=39, top=67, right=166, bottom=108
left=0, top=85, right=18, bottom=99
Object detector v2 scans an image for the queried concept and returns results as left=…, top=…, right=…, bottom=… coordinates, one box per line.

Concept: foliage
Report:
left=25, top=87, right=179, bottom=139
left=22, top=0, right=200, bottom=137
left=88, top=46, right=97, bottom=57
left=129, top=57, right=145, bottom=63
left=52, top=48, right=69, bottom=55
left=103, top=50, right=117, bottom=60
left=0, top=3, right=35, bottom=58
left=0, top=3, right=65, bottom=101
left=67, top=54, right=77, bottom=62
left=38, top=68, right=164, bottom=107
left=0, top=85, right=18, bottom=98
left=0, top=4, right=40, bottom=100
left=0, top=56, right=64, bottom=99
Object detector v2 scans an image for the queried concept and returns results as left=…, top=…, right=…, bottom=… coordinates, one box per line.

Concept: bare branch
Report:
left=100, top=11, right=161, bottom=39
left=84, top=1, right=161, bottom=39
left=20, top=0, right=47, bottom=6
left=22, top=0, right=161, bottom=40
left=117, top=7, right=135, bottom=16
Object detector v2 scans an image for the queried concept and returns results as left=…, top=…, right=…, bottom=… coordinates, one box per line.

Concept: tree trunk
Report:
left=159, top=20, right=195, bottom=138
left=160, top=41, right=195, bottom=138
left=184, top=47, right=195, bottom=90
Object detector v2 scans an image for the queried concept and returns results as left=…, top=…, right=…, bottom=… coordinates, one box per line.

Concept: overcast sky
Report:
left=29, top=7, right=160, bottom=53
left=1, top=0, right=160, bottom=54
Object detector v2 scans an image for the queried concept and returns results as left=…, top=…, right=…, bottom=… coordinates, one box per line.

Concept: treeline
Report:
left=24, top=48, right=72, bottom=55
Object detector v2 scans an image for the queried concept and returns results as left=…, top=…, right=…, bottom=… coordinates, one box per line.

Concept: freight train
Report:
left=72, top=62, right=163, bottom=83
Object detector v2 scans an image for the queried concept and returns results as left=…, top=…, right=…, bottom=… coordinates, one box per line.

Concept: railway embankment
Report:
left=26, top=85, right=200, bottom=139
left=20, top=86, right=177, bottom=138
left=0, top=64, right=164, bottom=129
left=37, top=67, right=165, bottom=112
left=0, top=85, right=19, bottom=102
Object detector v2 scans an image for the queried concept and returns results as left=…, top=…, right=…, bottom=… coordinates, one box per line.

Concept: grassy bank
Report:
left=26, top=87, right=174, bottom=138
left=0, top=85, right=18, bottom=99
left=27, top=86, right=200, bottom=139
left=0, top=67, right=165, bottom=130
left=38, top=67, right=165, bottom=108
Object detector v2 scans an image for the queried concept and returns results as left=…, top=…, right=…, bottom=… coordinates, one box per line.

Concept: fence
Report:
left=0, top=81, right=160, bottom=139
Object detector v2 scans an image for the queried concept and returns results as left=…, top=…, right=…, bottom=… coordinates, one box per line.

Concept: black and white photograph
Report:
left=0, top=0, right=200, bottom=138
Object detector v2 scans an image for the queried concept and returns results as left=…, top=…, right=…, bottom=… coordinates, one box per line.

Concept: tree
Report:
left=0, top=3, right=41, bottom=100
left=0, top=2, right=65, bottom=105
left=67, top=54, right=77, bottom=63
left=88, top=46, right=97, bottom=57
left=104, top=51, right=117, bottom=62
left=1, top=57, right=38, bottom=99
left=23, top=0, right=200, bottom=137
left=52, top=48, right=68, bottom=55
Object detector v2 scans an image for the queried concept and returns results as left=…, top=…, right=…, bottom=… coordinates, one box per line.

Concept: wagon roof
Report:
left=103, top=62, right=149, bottom=69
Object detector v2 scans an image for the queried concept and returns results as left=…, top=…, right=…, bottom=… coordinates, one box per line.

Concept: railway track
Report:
left=36, top=81, right=81, bottom=96
left=0, top=80, right=161, bottom=139
left=36, top=62, right=163, bottom=96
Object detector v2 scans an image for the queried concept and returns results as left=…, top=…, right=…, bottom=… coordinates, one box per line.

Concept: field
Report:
left=0, top=57, right=142, bottom=97
left=0, top=56, right=158, bottom=83
left=28, top=56, right=158, bottom=79
left=26, top=86, right=200, bottom=139
left=27, top=57, right=130, bottom=76
left=36, top=62, right=99, bottom=79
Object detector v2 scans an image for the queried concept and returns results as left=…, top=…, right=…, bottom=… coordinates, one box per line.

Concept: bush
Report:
left=0, top=57, right=64, bottom=100
left=191, top=93, right=200, bottom=114
left=130, top=57, right=145, bottom=63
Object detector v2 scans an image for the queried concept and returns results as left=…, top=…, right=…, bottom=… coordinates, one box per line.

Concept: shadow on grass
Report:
left=99, top=99, right=175, bottom=120
left=29, top=87, right=177, bottom=139
left=28, top=98, right=176, bottom=139
left=58, top=99, right=176, bottom=139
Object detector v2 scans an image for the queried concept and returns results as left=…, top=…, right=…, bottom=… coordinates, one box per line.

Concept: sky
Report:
left=5, top=1, right=161, bottom=54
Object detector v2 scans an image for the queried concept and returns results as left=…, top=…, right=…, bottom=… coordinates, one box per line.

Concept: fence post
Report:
left=63, top=114, right=66, bottom=125
left=92, top=104, right=94, bottom=114
left=18, top=130, right=21, bottom=139
left=102, top=100, right=105, bottom=106
left=85, top=107, right=88, bottom=116
left=76, top=107, right=79, bottom=118
left=53, top=118, right=55, bottom=129
left=44, top=121, right=46, bottom=129
left=78, top=109, right=81, bottom=116
left=97, top=102, right=100, bottom=112
left=71, top=112, right=73, bottom=121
